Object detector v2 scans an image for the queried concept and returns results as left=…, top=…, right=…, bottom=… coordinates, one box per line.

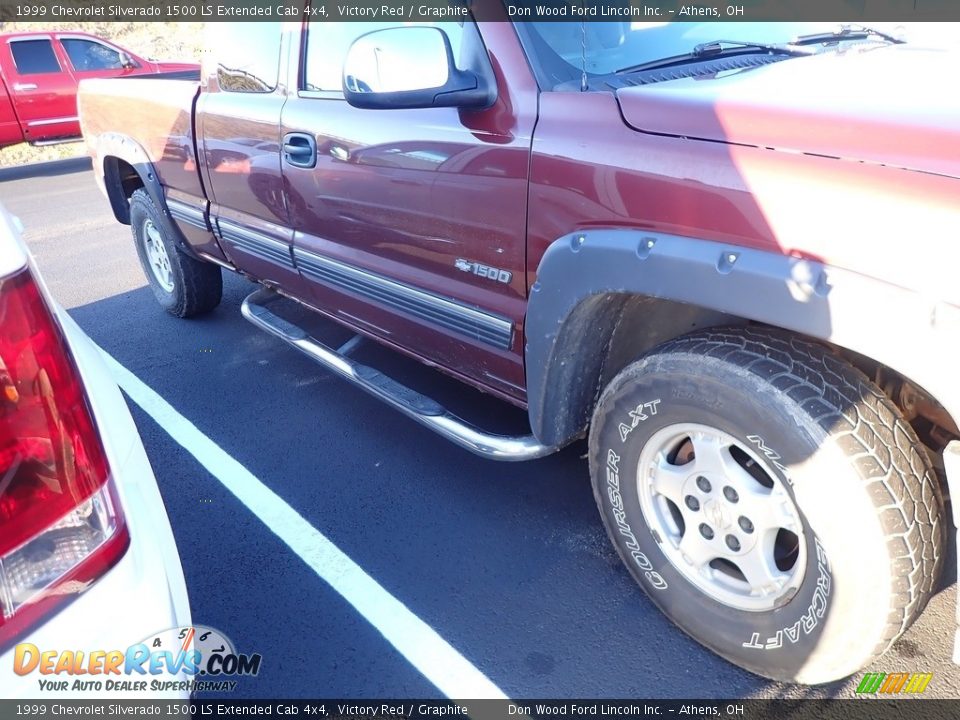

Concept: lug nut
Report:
left=699, top=523, right=714, bottom=540
left=726, top=535, right=741, bottom=551
left=738, top=516, right=754, bottom=534
left=696, top=476, right=712, bottom=493
left=685, top=495, right=700, bottom=511
left=723, top=486, right=739, bottom=503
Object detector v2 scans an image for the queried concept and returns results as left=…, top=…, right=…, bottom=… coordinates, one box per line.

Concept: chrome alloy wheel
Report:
left=142, top=218, right=174, bottom=293
left=636, top=423, right=806, bottom=611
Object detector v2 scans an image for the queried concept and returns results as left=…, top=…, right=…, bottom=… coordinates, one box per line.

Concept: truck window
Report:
left=61, top=39, right=125, bottom=71
left=207, top=22, right=282, bottom=93
left=303, top=22, right=464, bottom=94
left=10, top=40, right=62, bottom=75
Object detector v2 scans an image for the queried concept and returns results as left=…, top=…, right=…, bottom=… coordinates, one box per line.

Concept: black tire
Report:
left=588, top=327, right=945, bottom=684
left=129, top=189, right=222, bottom=318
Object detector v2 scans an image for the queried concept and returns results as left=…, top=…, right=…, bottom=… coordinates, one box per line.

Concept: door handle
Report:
left=283, top=143, right=312, bottom=156
left=282, top=132, right=317, bottom=169
left=13, top=83, right=38, bottom=91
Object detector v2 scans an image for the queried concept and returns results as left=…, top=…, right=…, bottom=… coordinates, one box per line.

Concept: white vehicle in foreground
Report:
left=0, top=206, right=191, bottom=698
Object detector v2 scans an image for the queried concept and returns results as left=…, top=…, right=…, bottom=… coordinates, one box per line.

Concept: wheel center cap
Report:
left=703, top=499, right=730, bottom=530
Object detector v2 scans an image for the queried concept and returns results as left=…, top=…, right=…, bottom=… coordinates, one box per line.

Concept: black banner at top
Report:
left=2, top=0, right=960, bottom=23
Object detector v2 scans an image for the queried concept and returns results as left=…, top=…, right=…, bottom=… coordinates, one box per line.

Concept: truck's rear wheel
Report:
left=588, top=327, right=945, bottom=683
left=130, top=189, right=222, bottom=318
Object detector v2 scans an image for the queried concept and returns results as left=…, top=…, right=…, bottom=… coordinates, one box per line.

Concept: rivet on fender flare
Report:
left=637, top=236, right=656, bottom=259
left=717, top=251, right=739, bottom=274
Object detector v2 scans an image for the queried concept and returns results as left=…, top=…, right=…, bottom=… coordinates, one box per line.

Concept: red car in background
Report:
left=0, top=31, right=198, bottom=150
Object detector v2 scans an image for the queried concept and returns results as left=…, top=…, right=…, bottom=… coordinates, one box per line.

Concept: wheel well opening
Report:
left=533, top=293, right=744, bottom=447
left=536, top=292, right=960, bottom=462
left=103, top=157, right=144, bottom=225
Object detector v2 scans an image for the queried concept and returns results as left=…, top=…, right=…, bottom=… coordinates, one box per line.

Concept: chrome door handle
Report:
left=13, top=83, right=38, bottom=91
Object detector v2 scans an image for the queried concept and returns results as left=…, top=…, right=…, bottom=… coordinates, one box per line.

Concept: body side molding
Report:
left=217, top=218, right=295, bottom=269
left=293, top=249, right=514, bottom=350
left=166, top=198, right=208, bottom=231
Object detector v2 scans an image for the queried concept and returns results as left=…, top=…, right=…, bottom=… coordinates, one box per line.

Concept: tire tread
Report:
left=130, top=189, right=222, bottom=318
left=646, top=327, right=944, bottom=664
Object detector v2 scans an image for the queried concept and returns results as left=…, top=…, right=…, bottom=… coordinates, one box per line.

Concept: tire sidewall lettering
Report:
left=131, top=192, right=182, bottom=311
left=592, top=370, right=832, bottom=677
left=606, top=448, right=668, bottom=590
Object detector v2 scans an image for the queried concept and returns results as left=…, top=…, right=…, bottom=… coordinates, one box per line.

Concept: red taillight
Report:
left=0, top=267, right=128, bottom=647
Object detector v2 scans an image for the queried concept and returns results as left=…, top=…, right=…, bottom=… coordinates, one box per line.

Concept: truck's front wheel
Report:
left=130, top=189, right=222, bottom=318
left=588, top=327, right=945, bottom=683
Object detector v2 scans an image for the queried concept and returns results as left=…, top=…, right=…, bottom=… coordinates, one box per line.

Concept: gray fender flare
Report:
left=525, top=228, right=960, bottom=664
left=526, top=228, right=960, bottom=444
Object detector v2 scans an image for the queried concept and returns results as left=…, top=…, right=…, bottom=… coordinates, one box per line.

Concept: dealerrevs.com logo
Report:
left=13, top=626, right=261, bottom=694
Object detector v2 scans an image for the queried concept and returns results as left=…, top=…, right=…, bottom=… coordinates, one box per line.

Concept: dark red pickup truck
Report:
left=0, top=31, right=197, bottom=149
left=79, top=17, right=960, bottom=685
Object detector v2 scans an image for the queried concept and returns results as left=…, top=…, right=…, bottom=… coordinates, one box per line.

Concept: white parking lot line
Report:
left=96, top=344, right=508, bottom=700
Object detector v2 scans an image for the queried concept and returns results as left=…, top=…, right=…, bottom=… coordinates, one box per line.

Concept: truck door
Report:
left=0, top=36, right=78, bottom=144
left=197, top=23, right=314, bottom=303
left=279, top=21, right=538, bottom=400
left=0, top=77, right=23, bottom=148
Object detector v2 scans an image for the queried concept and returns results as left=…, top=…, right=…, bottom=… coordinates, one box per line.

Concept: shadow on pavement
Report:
left=0, top=156, right=92, bottom=183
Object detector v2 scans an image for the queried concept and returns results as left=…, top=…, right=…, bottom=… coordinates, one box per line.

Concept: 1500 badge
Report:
left=455, top=259, right=512, bottom=284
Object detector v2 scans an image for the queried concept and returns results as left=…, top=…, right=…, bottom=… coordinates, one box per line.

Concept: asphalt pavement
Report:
left=2, top=158, right=957, bottom=700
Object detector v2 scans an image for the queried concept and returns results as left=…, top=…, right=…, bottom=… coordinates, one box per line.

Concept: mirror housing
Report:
left=342, top=27, right=495, bottom=111
left=119, top=51, right=136, bottom=69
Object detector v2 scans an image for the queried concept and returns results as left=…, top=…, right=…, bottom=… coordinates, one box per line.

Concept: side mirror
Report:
left=119, top=51, right=136, bottom=69
left=342, top=27, right=494, bottom=111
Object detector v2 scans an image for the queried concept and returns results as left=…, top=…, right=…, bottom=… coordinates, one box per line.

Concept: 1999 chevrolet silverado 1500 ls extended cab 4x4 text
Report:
left=78, top=15, right=960, bottom=684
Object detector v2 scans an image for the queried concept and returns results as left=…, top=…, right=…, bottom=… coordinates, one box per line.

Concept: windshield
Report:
left=516, top=20, right=943, bottom=90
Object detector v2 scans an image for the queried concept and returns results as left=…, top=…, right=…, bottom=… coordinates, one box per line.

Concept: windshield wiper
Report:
left=794, top=23, right=906, bottom=46
left=616, top=40, right=813, bottom=76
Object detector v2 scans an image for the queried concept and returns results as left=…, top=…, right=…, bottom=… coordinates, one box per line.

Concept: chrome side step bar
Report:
left=241, top=288, right=557, bottom=461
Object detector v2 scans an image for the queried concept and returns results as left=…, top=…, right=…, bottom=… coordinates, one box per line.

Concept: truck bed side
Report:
left=78, top=76, right=226, bottom=261
left=79, top=76, right=204, bottom=210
